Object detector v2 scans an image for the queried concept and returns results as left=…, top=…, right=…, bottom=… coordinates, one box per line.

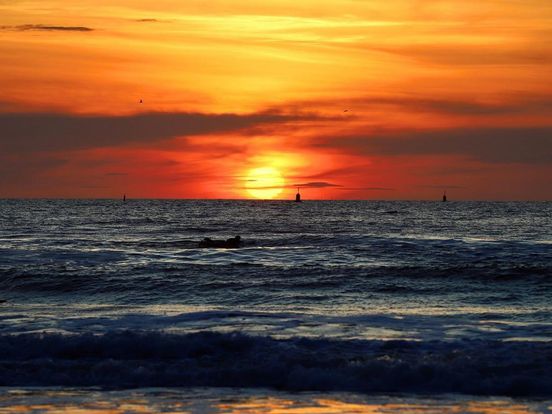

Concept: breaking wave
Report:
left=1, top=331, right=551, bottom=396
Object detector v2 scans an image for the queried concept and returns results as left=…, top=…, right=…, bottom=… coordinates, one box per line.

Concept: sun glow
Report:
left=246, top=167, right=285, bottom=199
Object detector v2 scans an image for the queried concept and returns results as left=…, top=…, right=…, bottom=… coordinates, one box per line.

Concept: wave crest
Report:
left=1, top=331, right=551, bottom=396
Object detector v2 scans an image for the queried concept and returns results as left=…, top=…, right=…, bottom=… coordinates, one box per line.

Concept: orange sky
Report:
left=1, top=0, right=551, bottom=199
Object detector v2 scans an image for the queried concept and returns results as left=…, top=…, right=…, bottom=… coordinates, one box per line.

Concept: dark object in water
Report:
left=295, top=188, right=301, bottom=202
left=442, top=191, right=447, bottom=202
left=199, top=235, right=242, bottom=248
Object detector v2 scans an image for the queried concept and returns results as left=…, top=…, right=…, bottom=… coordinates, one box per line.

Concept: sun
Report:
left=246, top=167, right=285, bottom=199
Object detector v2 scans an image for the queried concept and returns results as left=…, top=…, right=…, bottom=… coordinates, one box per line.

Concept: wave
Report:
left=1, top=261, right=550, bottom=299
left=0, top=331, right=551, bottom=396
left=2, top=309, right=552, bottom=343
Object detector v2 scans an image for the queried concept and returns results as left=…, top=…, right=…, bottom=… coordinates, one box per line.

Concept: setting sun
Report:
left=245, top=167, right=285, bottom=199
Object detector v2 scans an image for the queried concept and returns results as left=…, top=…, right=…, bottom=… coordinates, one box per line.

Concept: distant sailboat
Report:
left=442, top=191, right=447, bottom=202
left=123, top=194, right=126, bottom=202
left=295, top=188, right=302, bottom=202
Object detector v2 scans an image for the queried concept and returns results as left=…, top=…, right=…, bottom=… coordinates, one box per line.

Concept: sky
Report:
left=1, top=0, right=551, bottom=200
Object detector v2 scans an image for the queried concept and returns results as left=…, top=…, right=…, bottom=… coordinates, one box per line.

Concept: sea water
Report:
left=0, top=200, right=551, bottom=412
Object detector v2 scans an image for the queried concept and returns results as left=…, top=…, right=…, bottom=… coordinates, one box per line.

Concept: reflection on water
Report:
left=0, top=389, right=549, bottom=414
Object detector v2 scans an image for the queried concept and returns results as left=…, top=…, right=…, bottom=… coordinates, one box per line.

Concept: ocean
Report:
left=0, top=199, right=551, bottom=413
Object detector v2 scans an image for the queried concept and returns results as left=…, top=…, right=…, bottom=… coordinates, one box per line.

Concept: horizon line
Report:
left=0, top=197, right=550, bottom=202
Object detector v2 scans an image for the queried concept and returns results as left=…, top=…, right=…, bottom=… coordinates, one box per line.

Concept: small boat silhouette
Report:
left=199, top=236, right=242, bottom=248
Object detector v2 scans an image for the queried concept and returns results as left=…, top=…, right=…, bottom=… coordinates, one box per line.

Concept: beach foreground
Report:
left=1, top=388, right=551, bottom=414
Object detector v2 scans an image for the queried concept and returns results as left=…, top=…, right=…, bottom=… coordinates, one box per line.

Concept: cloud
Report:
left=292, top=181, right=342, bottom=188
left=240, top=181, right=341, bottom=190
left=360, top=96, right=552, bottom=116
left=284, top=94, right=552, bottom=117
left=1, top=24, right=94, bottom=32
left=135, top=19, right=160, bottom=23
left=317, top=127, right=552, bottom=164
left=105, top=172, right=128, bottom=176
left=0, top=111, right=310, bottom=153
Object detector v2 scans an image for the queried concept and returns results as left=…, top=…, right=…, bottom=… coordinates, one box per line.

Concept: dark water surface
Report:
left=0, top=200, right=551, bottom=395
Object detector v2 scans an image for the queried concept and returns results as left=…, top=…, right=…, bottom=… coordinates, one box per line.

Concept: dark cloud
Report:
left=105, top=172, right=128, bottom=176
left=317, top=127, right=552, bottom=164
left=0, top=111, right=309, bottom=153
left=286, top=95, right=552, bottom=117
left=1, top=24, right=94, bottom=32
left=360, top=96, right=552, bottom=116
left=135, top=19, right=160, bottom=23
left=241, top=181, right=341, bottom=190
left=292, top=181, right=342, bottom=188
